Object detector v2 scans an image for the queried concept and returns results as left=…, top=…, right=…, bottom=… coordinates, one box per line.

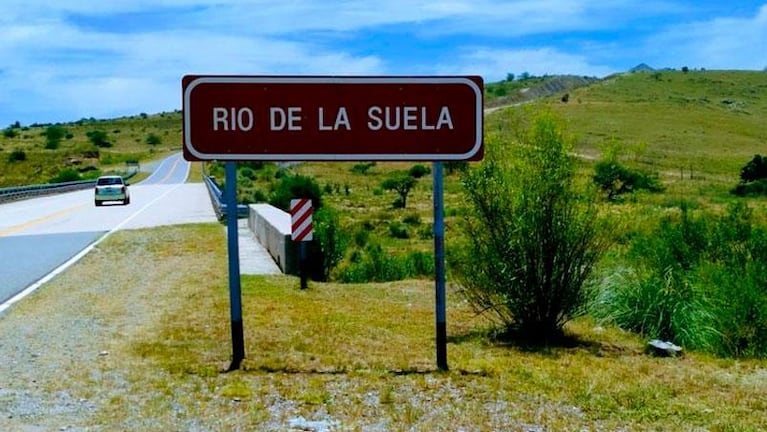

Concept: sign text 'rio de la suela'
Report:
left=182, top=76, right=483, bottom=161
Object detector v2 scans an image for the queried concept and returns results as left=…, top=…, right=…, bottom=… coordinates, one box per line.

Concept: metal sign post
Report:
left=225, top=162, right=245, bottom=371
left=432, top=162, right=448, bottom=371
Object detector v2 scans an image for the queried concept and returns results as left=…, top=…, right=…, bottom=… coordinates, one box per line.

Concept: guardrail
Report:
left=0, top=171, right=138, bottom=204
left=0, top=180, right=98, bottom=204
left=203, top=175, right=249, bottom=220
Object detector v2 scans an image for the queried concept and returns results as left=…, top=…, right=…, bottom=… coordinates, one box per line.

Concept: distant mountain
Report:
left=629, top=63, right=655, bottom=73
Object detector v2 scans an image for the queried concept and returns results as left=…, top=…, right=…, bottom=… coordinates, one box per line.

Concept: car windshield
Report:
left=97, top=177, right=123, bottom=186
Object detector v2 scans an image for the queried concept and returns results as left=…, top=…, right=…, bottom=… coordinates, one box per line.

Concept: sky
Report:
left=0, top=0, right=765, bottom=126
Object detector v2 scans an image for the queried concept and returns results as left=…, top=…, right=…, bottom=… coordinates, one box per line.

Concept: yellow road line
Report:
left=158, top=156, right=181, bottom=184
left=0, top=203, right=87, bottom=237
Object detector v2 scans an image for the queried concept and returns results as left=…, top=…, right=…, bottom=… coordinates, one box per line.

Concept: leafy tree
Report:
left=381, top=171, right=417, bottom=208
left=86, top=130, right=112, bottom=148
left=452, top=109, right=608, bottom=342
left=505, top=73, right=515, bottom=82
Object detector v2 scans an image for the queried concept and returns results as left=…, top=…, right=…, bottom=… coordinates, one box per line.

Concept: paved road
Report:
left=0, top=153, right=217, bottom=307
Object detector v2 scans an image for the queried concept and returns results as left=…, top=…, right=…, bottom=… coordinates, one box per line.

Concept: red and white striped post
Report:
left=290, top=199, right=313, bottom=289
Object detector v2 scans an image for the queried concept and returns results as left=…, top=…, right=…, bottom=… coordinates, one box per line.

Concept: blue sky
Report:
left=1, top=0, right=765, bottom=126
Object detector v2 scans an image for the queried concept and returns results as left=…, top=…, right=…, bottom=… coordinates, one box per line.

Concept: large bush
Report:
left=306, top=207, right=348, bottom=282
left=593, top=160, right=663, bottom=200
left=452, top=110, right=608, bottom=342
left=592, top=203, right=767, bottom=357
left=269, top=173, right=323, bottom=212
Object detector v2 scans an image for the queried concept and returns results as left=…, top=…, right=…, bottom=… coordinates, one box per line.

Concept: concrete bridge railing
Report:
left=247, top=203, right=298, bottom=275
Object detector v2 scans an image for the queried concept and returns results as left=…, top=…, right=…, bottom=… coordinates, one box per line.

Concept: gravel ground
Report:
left=0, top=225, right=214, bottom=431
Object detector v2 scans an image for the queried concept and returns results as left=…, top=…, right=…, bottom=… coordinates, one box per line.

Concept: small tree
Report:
left=453, top=109, right=608, bottom=342
left=381, top=172, right=417, bottom=208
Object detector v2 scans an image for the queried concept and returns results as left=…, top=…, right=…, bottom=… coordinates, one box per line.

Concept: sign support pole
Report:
left=432, top=162, right=448, bottom=371
left=299, top=242, right=308, bottom=290
left=225, top=162, right=245, bottom=371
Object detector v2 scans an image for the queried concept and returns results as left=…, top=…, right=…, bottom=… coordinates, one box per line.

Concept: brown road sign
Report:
left=182, top=76, right=483, bottom=161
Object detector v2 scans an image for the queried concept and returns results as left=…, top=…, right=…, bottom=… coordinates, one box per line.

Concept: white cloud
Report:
left=645, top=4, right=767, bottom=69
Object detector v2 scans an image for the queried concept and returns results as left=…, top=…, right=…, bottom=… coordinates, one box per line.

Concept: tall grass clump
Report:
left=335, top=244, right=434, bottom=283
left=452, top=109, right=609, bottom=342
left=592, top=202, right=767, bottom=357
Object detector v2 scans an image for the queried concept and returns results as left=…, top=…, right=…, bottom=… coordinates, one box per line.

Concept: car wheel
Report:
left=95, top=200, right=101, bottom=206
left=124, top=198, right=130, bottom=205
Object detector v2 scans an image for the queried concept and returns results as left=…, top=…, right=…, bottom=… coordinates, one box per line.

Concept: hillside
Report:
left=1, top=70, right=766, bottom=191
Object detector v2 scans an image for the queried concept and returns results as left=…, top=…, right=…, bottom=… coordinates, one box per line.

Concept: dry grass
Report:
left=3, top=224, right=765, bottom=430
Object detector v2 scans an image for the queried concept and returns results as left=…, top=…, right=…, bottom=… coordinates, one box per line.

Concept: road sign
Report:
left=182, top=76, right=483, bottom=161
left=290, top=198, right=313, bottom=242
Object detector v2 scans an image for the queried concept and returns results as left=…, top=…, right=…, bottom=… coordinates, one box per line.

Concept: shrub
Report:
left=44, top=125, right=67, bottom=150
left=732, top=155, right=767, bottom=196
left=307, top=207, right=348, bottom=281
left=352, top=226, right=369, bottom=248
left=453, top=109, right=608, bottom=342
left=592, top=203, right=767, bottom=357
left=145, top=133, right=162, bottom=146
left=3, top=127, right=18, bottom=138
left=269, top=174, right=323, bottom=212
left=593, top=160, right=664, bottom=200
left=240, top=167, right=256, bottom=180
left=8, top=149, right=26, bottom=162
left=445, top=161, right=468, bottom=175
left=403, top=213, right=421, bottom=226
left=86, top=130, right=111, bottom=148
left=388, top=221, right=410, bottom=239
left=49, top=168, right=82, bottom=183
left=335, top=243, right=432, bottom=283
left=408, top=164, right=431, bottom=178
left=351, top=162, right=376, bottom=174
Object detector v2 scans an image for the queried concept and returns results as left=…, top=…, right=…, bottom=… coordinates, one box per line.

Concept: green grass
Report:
left=13, top=224, right=762, bottom=430
left=5, top=224, right=763, bottom=429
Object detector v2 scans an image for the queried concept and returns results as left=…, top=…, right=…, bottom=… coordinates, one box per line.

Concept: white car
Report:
left=94, top=175, right=130, bottom=206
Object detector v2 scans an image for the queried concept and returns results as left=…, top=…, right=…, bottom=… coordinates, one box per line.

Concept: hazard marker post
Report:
left=290, top=198, right=314, bottom=289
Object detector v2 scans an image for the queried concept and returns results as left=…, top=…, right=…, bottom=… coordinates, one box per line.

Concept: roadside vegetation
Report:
left=3, top=69, right=767, bottom=429
left=0, top=112, right=179, bottom=186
